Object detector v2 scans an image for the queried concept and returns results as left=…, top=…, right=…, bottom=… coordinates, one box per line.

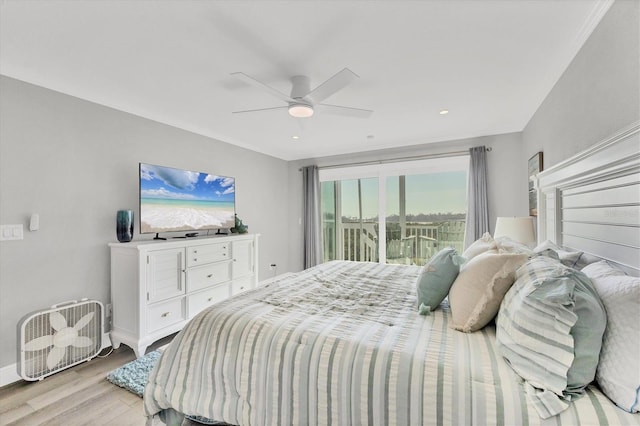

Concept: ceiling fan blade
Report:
left=230, top=72, right=295, bottom=104
left=316, top=103, right=373, bottom=118
left=305, top=68, right=359, bottom=104
left=232, top=106, right=289, bottom=115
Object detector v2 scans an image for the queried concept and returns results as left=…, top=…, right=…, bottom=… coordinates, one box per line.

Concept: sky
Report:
left=324, top=171, right=467, bottom=219
left=140, top=163, right=235, bottom=202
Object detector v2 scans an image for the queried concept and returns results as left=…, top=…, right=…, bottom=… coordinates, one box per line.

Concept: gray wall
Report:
left=287, top=132, right=526, bottom=271
left=0, top=76, right=290, bottom=367
left=2, top=0, right=636, bottom=373
left=522, top=0, right=640, bottom=169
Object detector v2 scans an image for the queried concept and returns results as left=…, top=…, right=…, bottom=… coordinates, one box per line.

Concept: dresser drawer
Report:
left=231, top=276, right=253, bottom=296
left=187, top=285, right=230, bottom=319
left=187, top=261, right=231, bottom=292
left=148, top=298, right=185, bottom=333
left=186, top=243, right=229, bottom=267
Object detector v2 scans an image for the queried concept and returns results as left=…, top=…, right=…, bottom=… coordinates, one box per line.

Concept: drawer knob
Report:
left=207, top=297, right=213, bottom=302
left=207, top=274, right=213, bottom=278
left=161, top=312, right=171, bottom=318
left=193, top=250, right=198, bottom=254
left=193, top=258, right=198, bottom=262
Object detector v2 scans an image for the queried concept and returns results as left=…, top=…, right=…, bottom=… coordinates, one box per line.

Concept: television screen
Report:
left=139, top=163, right=235, bottom=234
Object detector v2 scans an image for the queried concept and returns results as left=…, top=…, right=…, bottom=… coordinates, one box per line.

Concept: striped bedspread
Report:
left=144, top=261, right=639, bottom=425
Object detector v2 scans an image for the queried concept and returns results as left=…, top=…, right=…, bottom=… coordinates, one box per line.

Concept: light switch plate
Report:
left=0, top=224, right=24, bottom=241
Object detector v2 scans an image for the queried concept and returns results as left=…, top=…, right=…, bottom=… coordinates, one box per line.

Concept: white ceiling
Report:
left=0, top=0, right=612, bottom=161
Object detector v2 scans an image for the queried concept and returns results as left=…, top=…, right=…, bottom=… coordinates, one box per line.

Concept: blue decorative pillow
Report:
left=496, top=256, right=606, bottom=419
left=416, top=247, right=464, bottom=312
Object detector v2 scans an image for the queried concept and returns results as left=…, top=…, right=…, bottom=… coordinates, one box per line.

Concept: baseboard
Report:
left=0, top=363, right=20, bottom=388
left=0, top=332, right=112, bottom=388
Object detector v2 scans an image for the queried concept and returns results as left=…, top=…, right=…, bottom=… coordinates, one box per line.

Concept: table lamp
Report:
left=494, top=217, right=535, bottom=245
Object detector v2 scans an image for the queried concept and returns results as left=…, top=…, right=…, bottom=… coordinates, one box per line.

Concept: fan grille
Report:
left=19, top=300, right=103, bottom=381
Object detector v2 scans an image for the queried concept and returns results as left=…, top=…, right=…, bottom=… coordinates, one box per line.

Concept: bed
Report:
left=144, top=122, right=639, bottom=426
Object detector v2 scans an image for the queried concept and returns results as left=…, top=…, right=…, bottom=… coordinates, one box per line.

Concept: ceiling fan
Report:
left=231, top=68, right=373, bottom=119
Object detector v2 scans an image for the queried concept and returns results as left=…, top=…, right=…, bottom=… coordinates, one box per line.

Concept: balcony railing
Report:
left=323, top=219, right=466, bottom=266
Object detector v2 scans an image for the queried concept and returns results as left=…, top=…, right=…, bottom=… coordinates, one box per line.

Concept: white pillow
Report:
left=534, top=240, right=582, bottom=268
left=493, top=236, right=534, bottom=255
left=582, top=261, right=640, bottom=413
left=462, top=232, right=493, bottom=260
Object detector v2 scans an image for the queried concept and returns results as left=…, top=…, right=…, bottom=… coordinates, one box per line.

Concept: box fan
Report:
left=18, top=299, right=103, bottom=381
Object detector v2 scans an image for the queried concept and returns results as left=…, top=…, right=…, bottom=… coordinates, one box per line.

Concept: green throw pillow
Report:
left=566, top=270, right=607, bottom=395
left=416, top=247, right=464, bottom=313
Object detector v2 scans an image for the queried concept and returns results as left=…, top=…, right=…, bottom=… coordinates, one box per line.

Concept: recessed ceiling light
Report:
left=292, top=135, right=300, bottom=140
left=439, top=109, right=449, bottom=115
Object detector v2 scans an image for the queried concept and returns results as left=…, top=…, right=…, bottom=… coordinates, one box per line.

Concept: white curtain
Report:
left=302, top=165, right=323, bottom=268
left=464, top=146, right=490, bottom=249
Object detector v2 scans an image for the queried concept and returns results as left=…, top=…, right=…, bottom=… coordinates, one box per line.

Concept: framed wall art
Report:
left=528, top=152, right=543, bottom=216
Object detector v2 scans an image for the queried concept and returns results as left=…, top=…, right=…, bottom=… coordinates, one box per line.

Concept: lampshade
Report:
left=494, top=217, right=535, bottom=244
left=288, top=103, right=314, bottom=118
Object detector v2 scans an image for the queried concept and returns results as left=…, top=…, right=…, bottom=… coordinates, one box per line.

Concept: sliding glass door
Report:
left=320, top=156, right=468, bottom=266
left=385, top=172, right=467, bottom=266
left=322, top=178, right=379, bottom=262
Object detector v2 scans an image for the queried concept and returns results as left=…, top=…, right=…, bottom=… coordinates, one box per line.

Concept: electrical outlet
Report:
left=0, top=224, right=24, bottom=241
left=106, top=303, right=112, bottom=318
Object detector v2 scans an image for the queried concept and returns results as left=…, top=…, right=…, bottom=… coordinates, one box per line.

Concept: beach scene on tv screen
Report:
left=140, top=163, right=235, bottom=233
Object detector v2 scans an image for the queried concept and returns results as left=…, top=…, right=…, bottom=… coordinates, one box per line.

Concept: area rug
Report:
left=106, top=350, right=162, bottom=397
left=107, top=347, right=231, bottom=425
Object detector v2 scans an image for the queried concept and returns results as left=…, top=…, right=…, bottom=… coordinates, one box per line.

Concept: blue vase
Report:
left=116, top=210, right=134, bottom=242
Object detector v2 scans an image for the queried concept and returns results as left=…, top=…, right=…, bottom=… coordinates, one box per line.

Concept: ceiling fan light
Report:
left=288, top=103, right=314, bottom=118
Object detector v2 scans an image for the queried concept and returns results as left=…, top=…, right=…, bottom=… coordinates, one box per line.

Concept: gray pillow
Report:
left=533, top=240, right=583, bottom=268
left=416, top=247, right=463, bottom=312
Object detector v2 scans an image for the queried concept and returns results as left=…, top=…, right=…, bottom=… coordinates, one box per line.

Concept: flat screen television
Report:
left=139, top=163, right=235, bottom=235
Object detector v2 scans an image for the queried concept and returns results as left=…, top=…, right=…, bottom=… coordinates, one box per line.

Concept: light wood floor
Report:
left=0, top=335, right=174, bottom=426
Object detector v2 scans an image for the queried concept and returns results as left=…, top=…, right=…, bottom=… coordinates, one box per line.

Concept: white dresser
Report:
left=109, top=234, right=259, bottom=357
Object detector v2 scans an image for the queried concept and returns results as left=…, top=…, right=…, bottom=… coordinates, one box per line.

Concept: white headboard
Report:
left=534, top=121, right=640, bottom=276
